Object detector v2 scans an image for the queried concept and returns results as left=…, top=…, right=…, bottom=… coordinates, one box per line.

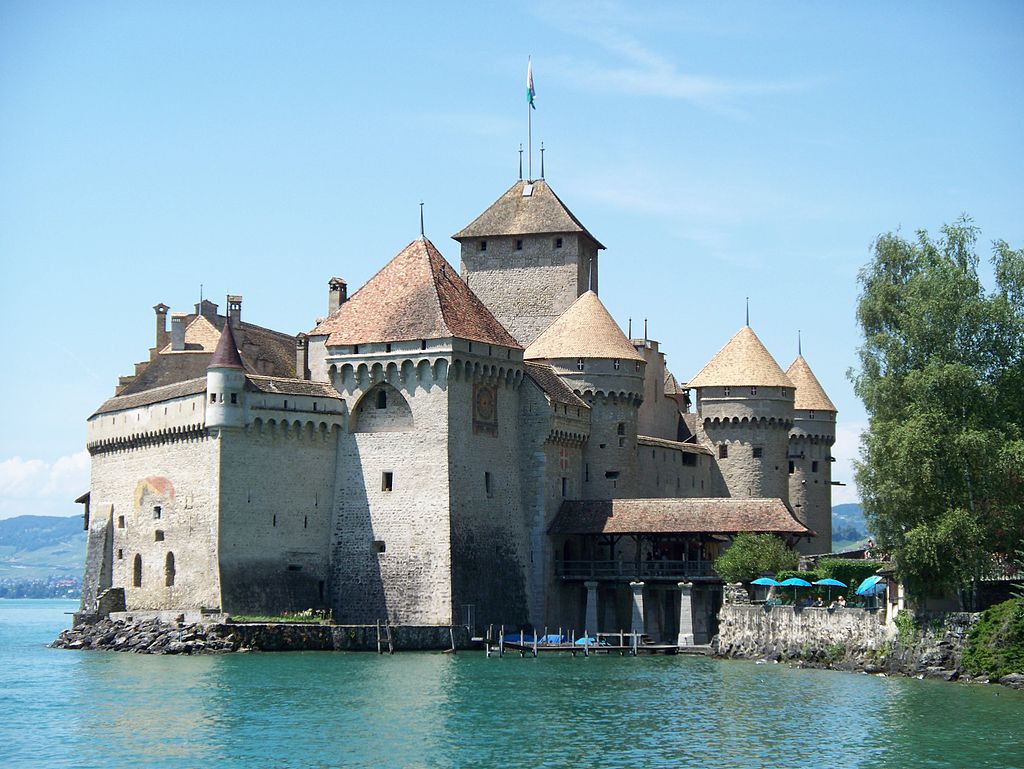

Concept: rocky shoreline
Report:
left=51, top=617, right=245, bottom=654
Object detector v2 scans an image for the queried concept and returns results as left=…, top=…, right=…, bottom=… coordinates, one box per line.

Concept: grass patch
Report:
left=230, top=609, right=332, bottom=624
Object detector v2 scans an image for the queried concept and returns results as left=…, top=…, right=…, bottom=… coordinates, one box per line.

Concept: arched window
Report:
left=133, top=554, right=142, bottom=587
left=165, top=552, right=176, bottom=587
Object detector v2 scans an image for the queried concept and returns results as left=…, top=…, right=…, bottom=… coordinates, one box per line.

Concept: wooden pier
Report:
left=479, top=625, right=712, bottom=658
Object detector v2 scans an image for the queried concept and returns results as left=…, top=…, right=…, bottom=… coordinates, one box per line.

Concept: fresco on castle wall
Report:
left=473, top=383, right=498, bottom=436
left=133, top=476, right=175, bottom=513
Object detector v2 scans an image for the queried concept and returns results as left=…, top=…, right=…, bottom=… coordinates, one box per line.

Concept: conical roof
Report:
left=208, top=322, right=245, bottom=370
left=453, top=179, right=604, bottom=248
left=313, top=238, right=520, bottom=349
left=785, top=355, right=837, bottom=412
left=524, top=291, right=643, bottom=362
left=688, top=326, right=792, bottom=388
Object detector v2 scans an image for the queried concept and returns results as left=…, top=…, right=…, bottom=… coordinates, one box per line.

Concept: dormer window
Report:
left=479, top=240, right=488, bottom=252
left=577, top=358, right=585, bottom=371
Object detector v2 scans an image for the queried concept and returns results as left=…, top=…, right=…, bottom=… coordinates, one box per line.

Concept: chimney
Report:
left=153, top=303, right=170, bottom=351
left=170, top=313, right=187, bottom=351
left=328, top=277, right=347, bottom=315
left=227, top=295, right=242, bottom=328
left=296, top=333, right=309, bottom=380
left=194, top=299, right=219, bottom=322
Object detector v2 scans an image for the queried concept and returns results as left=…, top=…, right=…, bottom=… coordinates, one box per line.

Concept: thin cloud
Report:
left=0, top=451, right=89, bottom=519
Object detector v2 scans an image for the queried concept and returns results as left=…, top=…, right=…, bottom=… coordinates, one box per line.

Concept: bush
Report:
left=962, top=598, right=1024, bottom=679
left=818, top=559, right=884, bottom=593
left=713, top=533, right=799, bottom=583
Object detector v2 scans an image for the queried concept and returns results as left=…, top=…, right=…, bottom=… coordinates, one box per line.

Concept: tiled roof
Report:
left=664, top=370, right=686, bottom=396
left=785, top=355, right=837, bottom=412
left=246, top=375, right=342, bottom=399
left=452, top=179, right=604, bottom=248
left=93, top=377, right=207, bottom=416
left=637, top=435, right=711, bottom=455
left=524, top=362, right=590, bottom=409
left=688, top=326, right=793, bottom=389
left=314, top=238, right=520, bottom=349
left=117, top=352, right=213, bottom=395
left=524, top=291, right=644, bottom=362
left=209, top=323, right=245, bottom=369
left=548, top=498, right=812, bottom=536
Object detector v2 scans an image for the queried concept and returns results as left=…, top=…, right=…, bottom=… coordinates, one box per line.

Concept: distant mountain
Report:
left=832, top=503, right=868, bottom=547
left=0, top=515, right=87, bottom=581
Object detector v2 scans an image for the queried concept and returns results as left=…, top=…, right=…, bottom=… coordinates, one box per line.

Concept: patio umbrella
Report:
left=778, top=577, right=812, bottom=604
left=812, top=577, right=847, bottom=602
left=751, top=577, right=780, bottom=586
left=855, top=575, right=886, bottom=596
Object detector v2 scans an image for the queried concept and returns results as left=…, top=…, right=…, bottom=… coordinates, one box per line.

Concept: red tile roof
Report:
left=208, top=322, right=245, bottom=369
left=313, top=238, right=520, bottom=349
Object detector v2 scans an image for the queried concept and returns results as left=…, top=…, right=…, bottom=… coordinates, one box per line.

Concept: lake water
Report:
left=2, top=600, right=1022, bottom=769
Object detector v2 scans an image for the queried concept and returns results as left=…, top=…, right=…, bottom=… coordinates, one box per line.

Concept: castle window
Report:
left=283, top=400, right=288, bottom=409
left=313, top=403, right=318, bottom=411
left=682, top=453, right=697, bottom=467
left=353, top=345, right=359, bottom=354
left=421, top=339, right=427, bottom=350
left=781, top=388, right=787, bottom=396
left=635, top=361, right=641, bottom=372
left=230, top=393, right=237, bottom=404
left=272, top=514, right=277, bottom=527
left=385, top=343, right=392, bottom=353
left=382, top=471, right=394, bottom=492
left=117, top=515, right=125, bottom=529
left=789, top=461, right=795, bottom=474
left=617, top=422, right=626, bottom=436
left=154, top=530, right=164, bottom=542
left=561, top=477, right=568, bottom=497
left=605, top=471, right=619, bottom=479
left=515, top=239, right=523, bottom=250
left=619, top=437, right=626, bottom=448
left=585, top=464, right=590, bottom=482
left=812, top=460, right=819, bottom=473
left=376, top=390, right=388, bottom=409
left=753, top=447, right=763, bottom=459
left=286, top=564, right=302, bottom=572
left=304, top=515, right=308, bottom=528
left=723, top=387, right=731, bottom=397
left=153, top=506, right=162, bottom=520
left=554, top=237, right=563, bottom=249
left=613, top=359, right=620, bottom=370
left=373, top=540, right=386, bottom=554
left=132, top=554, right=142, bottom=587
left=479, top=240, right=487, bottom=252
left=718, top=445, right=728, bottom=459
left=577, top=358, right=585, bottom=371
left=750, top=387, right=758, bottom=396
left=809, top=411, right=815, bottom=419
left=210, top=393, right=217, bottom=403
left=117, top=549, right=123, bottom=560
left=165, top=552, right=175, bottom=587
left=485, top=472, right=493, bottom=498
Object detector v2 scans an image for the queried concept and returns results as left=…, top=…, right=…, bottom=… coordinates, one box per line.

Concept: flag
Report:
left=527, top=58, right=536, bottom=109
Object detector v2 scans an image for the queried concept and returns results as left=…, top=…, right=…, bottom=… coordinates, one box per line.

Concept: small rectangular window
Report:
left=577, top=358, right=585, bottom=371
left=682, top=453, right=697, bottom=467
left=617, top=422, right=626, bottom=436
left=154, top=530, right=164, bottom=542
left=382, top=472, right=394, bottom=492
left=283, top=400, right=288, bottom=409
left=421, top=339, right=427, bottom=350
left=718, top=445, right=728, bottom=459
left=153, top=506, right=162, bottom=520
left=585, top=464, right=590, bottom=482
left=789, top=461, right=795, bottom=474
left=613, top=359, right=620, bottom=370
left=485, top=471, right=493, bottom=498
left=723, top=387, right=731, bottom=397
left=272, top=514, right=277, bottom=527
left=809, top=411, right=815, bottom=419
left=752, top=447, right=763, bottom=458
left=287, top=564, right=302, bottom=571
left=210, top=393, right=217, bottom=403
left=750, top=386, right=757, bottom=396
left=117, top=549, right=123, bottom=560
left=812, top=460, right=819, bottom=473
left=376, top=390, right=388, bottom=409
left=605, top=470, right=619, bottom=479
left=635, top=361, right=641, bottom=372
left=515, top=239, right=523, bottom=250
left=304, top=515, right=308, bottom=528
left=385, top=343, right=392, bottom=353
left=373, top=540, right=386, bottom=554
left=554, top=237, right=563, bottom=249
left=479, top=240, right=487, bottom=252
left=230, top=393, right=237, bottom=404
left=561, top=477, right=568, bottom=497
left=117, top=515, right=125, bottom=528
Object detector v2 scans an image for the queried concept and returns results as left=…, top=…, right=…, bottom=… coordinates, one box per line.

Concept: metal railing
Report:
left=554, top=559, right=715, bottom=580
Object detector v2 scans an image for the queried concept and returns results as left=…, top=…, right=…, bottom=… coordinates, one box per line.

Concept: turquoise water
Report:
left=2, top=601, right=1022, bottom=769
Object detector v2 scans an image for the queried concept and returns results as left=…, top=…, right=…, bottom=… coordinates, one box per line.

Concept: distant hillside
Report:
left=0, top=515, right=87, bottom=581
left=832, top=503, right=868, bottom=548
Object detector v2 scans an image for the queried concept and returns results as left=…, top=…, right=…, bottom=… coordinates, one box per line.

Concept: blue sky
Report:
left=1, top=1, right=1022, bottom=518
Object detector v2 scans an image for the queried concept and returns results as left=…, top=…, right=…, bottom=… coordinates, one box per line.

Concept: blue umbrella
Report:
left=855, top=575, right=886, bottom=596
left=778, top=577, right=811, bottom=605
left=813, top=577, right=847, bottom=602
left=751, top=577, right=780, bottom=586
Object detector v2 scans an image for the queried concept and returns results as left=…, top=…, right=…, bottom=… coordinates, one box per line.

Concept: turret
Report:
left=525, top=291, right=644, bottom=498
left=786, top=354, right=837, bottom=554
left=689, top=326, right=794, bottom=501
left=206, top=322, right=246, bottom=429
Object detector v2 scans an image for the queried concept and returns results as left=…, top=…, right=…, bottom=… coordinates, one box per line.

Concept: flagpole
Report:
left=528, top=97, right=532, bottom=181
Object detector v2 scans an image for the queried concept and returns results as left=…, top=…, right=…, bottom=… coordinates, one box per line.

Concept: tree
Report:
left=713, top=532, right=798, bottom=583
left=851, top=217, right=1024, bottom=600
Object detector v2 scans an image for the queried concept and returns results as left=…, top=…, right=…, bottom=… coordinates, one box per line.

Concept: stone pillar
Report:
left=630, top=581, right=645, bottom=636
left=677, top=581, right=695, bottom=647
left=584, top=581, right=599, bottom=634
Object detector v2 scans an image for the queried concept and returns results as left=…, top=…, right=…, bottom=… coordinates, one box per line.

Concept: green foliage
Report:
left=231, top=608, right=332, bottom=624
left=818, top=559, right=885, bottom=593
left=962, top=598, right=1024, bottom=679
left=712, top=533, right=798, bottom=583
left=893, top=610, right=917, bottom=645
left=774, top=569, right=820, bottom=583
left=851, top=218, right=1024, bottom=597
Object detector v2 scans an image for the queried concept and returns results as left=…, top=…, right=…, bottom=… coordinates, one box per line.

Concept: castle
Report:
left=76, top=177, right=838, bottom=644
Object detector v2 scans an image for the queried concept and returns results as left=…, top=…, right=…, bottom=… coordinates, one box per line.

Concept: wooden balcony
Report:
left=554, top=558, right=717, bottom=581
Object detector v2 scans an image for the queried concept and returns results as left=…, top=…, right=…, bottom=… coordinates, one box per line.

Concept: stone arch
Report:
left=350, top=382, right=414, bottom=432
left=165, top=552, right=176, bottom=587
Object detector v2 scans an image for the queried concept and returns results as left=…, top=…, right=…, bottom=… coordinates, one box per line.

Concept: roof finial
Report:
left=419, top=201, right=425, bottom=239
left=644, top=318, right=648, bottom=344
left=540, top=142, right=545, bottom=179
left=798, top=329, right=802, bottom=356
left=200, top=283, right=203, bottom=304
left=745, top=297, right=750, bottom=327
left=518, top=144, right=523, bottom=181
left=628, top=317, right=632, bottom=338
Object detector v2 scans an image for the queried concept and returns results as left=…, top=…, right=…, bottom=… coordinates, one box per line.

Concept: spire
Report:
left=798, top=329, right=802, bottom=356
left=745, top=297, right=750, bottom=327
left=688, top=326, right=792, bottom=389
left=209, top=321, right=245, bottom=370
left=786, top=354, right=837, bottom=412
left=525, top=291, right=644, bottom=362
left=419, top=201, right=425, bottom=239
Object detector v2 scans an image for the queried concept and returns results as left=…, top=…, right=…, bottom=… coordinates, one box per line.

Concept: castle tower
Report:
left=454, top=179, right=604, bottom=347
left=525, top=291, right=645, bottom=499
left=206, top=321, right=246, bottom=429
left=786, top=355, right=837, bottom=554
left=689, top=326, right=794, bottom=501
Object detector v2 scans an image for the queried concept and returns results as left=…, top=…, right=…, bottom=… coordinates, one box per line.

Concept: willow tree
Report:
left=852, top=217, right=1024, bottom=600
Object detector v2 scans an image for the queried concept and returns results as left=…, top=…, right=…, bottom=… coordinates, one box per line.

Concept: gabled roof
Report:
left=452, top=179, right=604, bottom=248
left=785, top=355, right=837, bottom=412
left=246, top=375, right=342, bottom=399
left=524, top=362, right=590, bottom=410
left=548, top=498, right=811, bottom=536
left=313, top=238, right=520, bottom=349
left=687, top=326, right=793, bottom=389
left=524, top=291, right=643, bottom=362
left=664, top=370, right=686, bottom=397
left=209, top=322, right=245, bottom=370
left=93, top=377, right=208, bottom=416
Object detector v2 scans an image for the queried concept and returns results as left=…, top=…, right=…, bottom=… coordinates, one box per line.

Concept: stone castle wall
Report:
left=789, top=413, right=835, bottom=553
left=635, top=441, right=713, bottom=497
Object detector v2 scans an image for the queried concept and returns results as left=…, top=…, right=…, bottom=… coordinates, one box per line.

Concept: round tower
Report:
left=206, top=322, right=247, bottom=429
left=525, top=291, right=645, bottom=499
left=689, top=326, right=794, bottom=502
left=786, top=354, right=837, bottom=554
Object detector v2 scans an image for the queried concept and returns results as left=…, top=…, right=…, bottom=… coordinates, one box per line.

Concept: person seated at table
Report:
left=814, top=596, right=824, bottom=607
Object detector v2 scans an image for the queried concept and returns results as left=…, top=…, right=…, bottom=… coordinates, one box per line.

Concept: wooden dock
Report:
left=478, top=626, right=712, bottom=658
